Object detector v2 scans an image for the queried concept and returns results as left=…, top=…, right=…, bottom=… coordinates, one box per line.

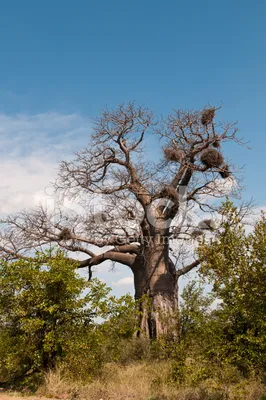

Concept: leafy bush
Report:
left=0, top=202, right=266, bottom=395
left=0, top=250, right=137, bottom=385
left=199, top=200, right=266, bottom=373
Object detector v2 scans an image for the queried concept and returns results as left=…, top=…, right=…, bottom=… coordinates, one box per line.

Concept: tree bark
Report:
left=132, top=233, right=179, bottom=339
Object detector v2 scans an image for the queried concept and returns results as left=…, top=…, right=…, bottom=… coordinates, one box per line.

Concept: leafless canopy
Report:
left=0, top=103, right=246, bottom=277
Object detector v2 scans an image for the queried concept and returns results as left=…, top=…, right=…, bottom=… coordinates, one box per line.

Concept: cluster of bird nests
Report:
left=201, top=108, right=215, bottom=125
left=164, top=147, right=184, bottom=162
left=200, top=148, right=224, bottom=168
left=58, top=227, right=72, bottom=241
left=160, top=185, right=179, bottom=202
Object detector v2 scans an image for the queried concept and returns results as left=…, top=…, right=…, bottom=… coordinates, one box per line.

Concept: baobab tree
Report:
left=0, top=103, right=243, bottom=338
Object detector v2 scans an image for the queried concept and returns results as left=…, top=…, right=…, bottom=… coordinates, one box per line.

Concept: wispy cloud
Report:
left=1, top=112, right=264, bottom=297
left=0, top=112, right=91, bottom=214
left=0, top=112, right=135, bottom=296
left=112, top=276, right=134, bottom=286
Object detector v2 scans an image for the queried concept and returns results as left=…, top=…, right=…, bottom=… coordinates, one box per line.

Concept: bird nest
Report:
left=164, top=147, right=184, bottom=162
left=212, top=140, right=220, bottom=148
left=160, top=185, right=179, bottom=202
left=198, top=219, right=216, bottom=231
left=191, top=229, right=204, bottom=239
left=219, top=164, right=230, bottom=179
left=58, top=227, right=72, bottom=241
left=201, top=108, right=215, bottom=125
left=200, top=148, right=224, bottom=168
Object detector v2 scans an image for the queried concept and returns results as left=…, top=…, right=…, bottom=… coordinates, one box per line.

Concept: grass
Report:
left=34, top=361, right=266, bottom=400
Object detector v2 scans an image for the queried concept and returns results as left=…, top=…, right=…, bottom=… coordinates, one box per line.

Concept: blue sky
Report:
left=0, top=0, right=265, bottom=294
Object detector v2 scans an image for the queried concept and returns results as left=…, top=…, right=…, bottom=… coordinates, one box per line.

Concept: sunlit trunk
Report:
left=132, top=232, right=179, bottom=339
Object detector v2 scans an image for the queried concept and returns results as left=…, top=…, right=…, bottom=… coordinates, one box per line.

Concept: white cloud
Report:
left=0, top=112, right=91, bottom=215
left=1, top=112, right=265, bottom=298
left=112, top=276, right=134, bottom=286
left=0, top=114, right=134, bottom=296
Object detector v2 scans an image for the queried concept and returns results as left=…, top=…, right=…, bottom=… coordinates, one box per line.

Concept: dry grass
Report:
left=0, top=393, right=58, bottom=400
left=35, top=362, right=266, bottom=400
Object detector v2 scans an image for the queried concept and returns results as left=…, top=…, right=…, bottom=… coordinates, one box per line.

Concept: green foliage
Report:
left=179, top=280, right=214, bottom=340
left=198, top=200, right=266, bottom=372
left=63, top=294, right=138, bottom=379
left=0, top=250, right=137, bottom=385
left=1, top=206, right=266, bottom=394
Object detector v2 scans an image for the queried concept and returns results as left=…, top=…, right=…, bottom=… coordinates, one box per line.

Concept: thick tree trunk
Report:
left=132, top=233, right=179, bottom=339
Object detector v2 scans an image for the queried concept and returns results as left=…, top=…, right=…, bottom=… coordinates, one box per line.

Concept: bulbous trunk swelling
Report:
left=132, top=234, right=179, bottom=339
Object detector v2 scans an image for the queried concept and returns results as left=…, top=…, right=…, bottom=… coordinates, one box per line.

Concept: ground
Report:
left=0, top=396, right=34, bottom=400
left=0, top=394, right=58, bottom=400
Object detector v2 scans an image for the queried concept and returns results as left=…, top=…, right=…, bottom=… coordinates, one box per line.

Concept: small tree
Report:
left=199, top=201, right=266, bottom=371
left=0, top=251, right=109, bottom=382
left=179, top=280, right=213, bottom=341
left=0, top=104, right=244, bottom=338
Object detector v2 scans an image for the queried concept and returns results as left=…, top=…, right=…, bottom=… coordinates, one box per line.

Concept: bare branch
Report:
left=176, top=259, right=201, bottom=277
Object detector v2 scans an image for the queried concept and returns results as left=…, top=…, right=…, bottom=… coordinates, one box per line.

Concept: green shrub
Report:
left=0, top=250, right=137, bottom=385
